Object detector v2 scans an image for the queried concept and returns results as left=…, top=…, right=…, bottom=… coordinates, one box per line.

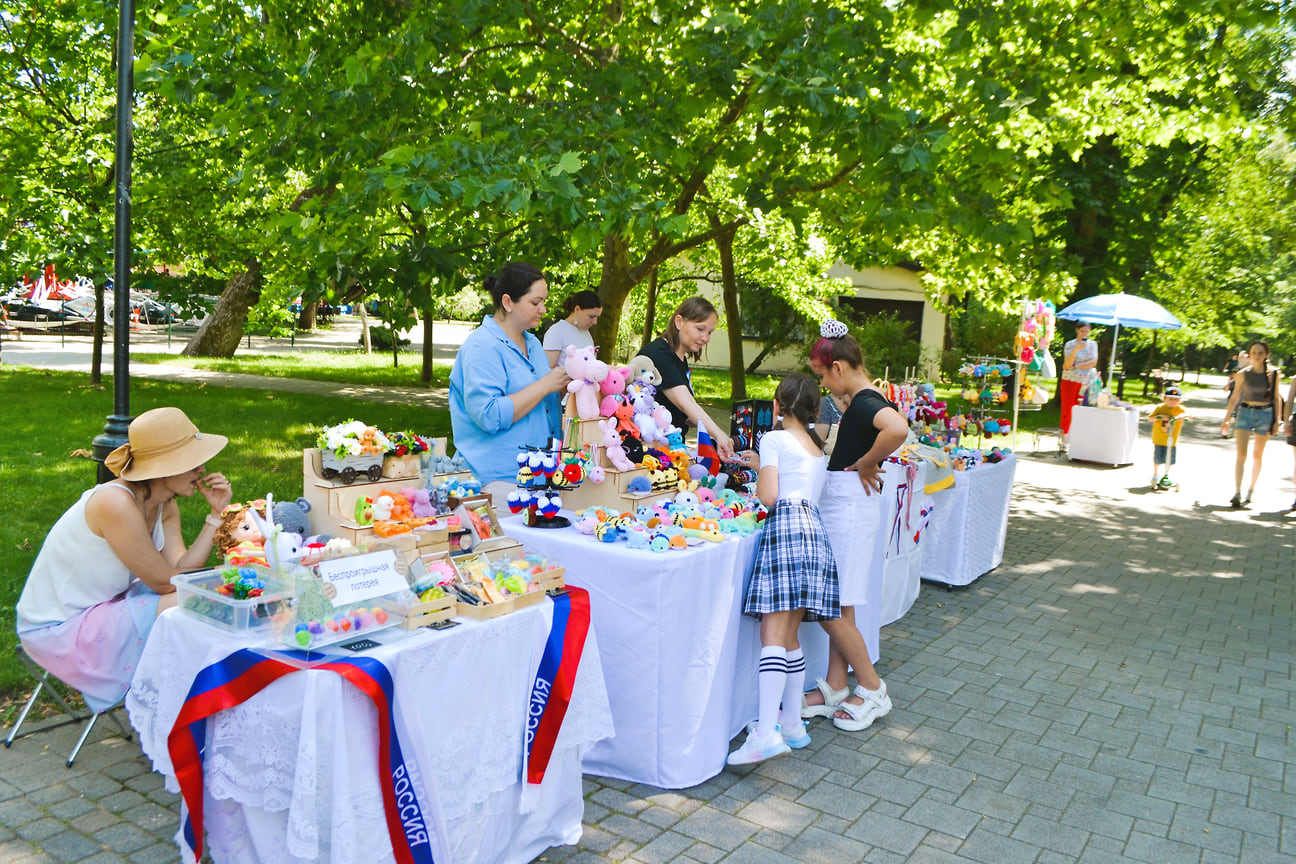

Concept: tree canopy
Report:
left=2, top=0, right=1294, bottom=368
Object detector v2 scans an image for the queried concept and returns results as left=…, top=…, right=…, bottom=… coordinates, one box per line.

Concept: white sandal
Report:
left=831, top=683, right=893, bottom=732
left=800, top=678, right=849, bottom=719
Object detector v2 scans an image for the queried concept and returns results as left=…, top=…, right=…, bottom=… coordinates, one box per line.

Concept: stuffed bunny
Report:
left=599, top=419, right=635, bottom=471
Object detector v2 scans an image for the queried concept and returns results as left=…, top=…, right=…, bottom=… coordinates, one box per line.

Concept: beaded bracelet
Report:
left=204, top=513, right=222, bottom=528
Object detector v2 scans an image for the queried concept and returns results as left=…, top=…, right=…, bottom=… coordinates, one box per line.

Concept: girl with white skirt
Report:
left=805, top=320, right=908, bottom=731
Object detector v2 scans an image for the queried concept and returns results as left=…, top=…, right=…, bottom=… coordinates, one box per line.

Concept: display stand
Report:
left=958, top=356, right=1015, bottom=441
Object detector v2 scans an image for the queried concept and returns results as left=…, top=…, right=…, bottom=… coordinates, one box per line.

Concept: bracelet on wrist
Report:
left=204, top=513, right=222, bottom=529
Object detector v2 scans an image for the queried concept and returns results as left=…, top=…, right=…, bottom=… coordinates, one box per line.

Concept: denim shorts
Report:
left=1235, top=404, right=1274, bottom=434
left=1153, top=444, right=1176, bottom=465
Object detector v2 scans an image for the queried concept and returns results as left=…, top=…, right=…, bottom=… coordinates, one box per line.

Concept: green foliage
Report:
left=842, top=312, right=922, bottom=379
left=430, top=286, right=489, bottom=323
left=0, top=368, right=450, bottom=696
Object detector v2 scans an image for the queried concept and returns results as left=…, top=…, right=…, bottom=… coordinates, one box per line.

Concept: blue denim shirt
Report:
left=449, top=316, right=561, bottom=484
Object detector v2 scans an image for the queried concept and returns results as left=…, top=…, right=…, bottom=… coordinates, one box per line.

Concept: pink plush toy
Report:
left=565, top=345, right=610, bottom=420
left=600, top=393, right=624, bottom=418
left=601, top=366, right=628, bottom=398
left=599, top=419, right=635, bottom=471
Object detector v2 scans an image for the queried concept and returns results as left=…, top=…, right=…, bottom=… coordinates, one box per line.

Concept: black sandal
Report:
left=1229, top=494, right=1243, bottom=509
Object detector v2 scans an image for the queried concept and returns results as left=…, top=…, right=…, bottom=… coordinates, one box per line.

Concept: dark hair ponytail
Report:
left=563, top=289, right=602, bottom=316
left=775, top=373, right=824, bottom=449
left=484, top=262, right=546, bottom=312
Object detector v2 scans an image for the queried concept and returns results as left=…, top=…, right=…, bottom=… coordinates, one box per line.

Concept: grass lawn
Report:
left=0, top=367, right=450, bottom=703
left=134, top=350, right=456, bottom=387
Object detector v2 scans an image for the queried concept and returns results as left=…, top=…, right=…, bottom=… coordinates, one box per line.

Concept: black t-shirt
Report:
left=828, top=389, right=898, bottom=471
left=637, top=337, right=693, bottom=430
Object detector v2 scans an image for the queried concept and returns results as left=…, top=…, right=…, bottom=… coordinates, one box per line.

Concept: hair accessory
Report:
left=820, top=319, right=849, bottom=339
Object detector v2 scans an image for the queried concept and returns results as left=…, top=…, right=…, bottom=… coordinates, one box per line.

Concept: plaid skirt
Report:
left=743, top=498, right=840, bottom=622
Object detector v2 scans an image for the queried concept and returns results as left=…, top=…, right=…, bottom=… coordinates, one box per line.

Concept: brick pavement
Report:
left=1, top=366, right=1292, bottom=863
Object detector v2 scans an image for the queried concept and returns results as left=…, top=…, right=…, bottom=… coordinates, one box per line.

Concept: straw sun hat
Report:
left=104, top=407, right=228, bottom=481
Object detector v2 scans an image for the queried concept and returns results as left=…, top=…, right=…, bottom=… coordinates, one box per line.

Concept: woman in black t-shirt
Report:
left=636, top=297, right=737, bottom=460
left=802, top=320, right=908, bottom=732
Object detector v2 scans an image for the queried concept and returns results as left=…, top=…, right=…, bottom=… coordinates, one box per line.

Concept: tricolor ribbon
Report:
left=523, top=587, right=591, bottom=786
left=167, top=649, right=437, bottom=864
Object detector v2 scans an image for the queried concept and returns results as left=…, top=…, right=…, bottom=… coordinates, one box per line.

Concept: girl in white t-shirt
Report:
left=542, top=289, right=602, bottom=367
left=727, top=373, right=840, bottom=766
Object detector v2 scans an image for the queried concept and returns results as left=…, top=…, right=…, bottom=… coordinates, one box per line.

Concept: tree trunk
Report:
left=421, top=303, right=436, bottom=385
left=359, top=302, right=372, bottom=354
left=592, top=235, right=637, bottom=362
left=298, top=301, right=317, bottom=331
left=745, top=344, right=774, bottom=375
left=712, top=215, right=745, bottom=400
left=641, top=262, right=659, bottom=353
left=90, top=281, right=105, bottom=384
left=181, top=260, right=262, bottom=358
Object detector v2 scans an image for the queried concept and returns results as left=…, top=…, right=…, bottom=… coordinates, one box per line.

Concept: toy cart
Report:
left=320, top=451, right=384, bottom=484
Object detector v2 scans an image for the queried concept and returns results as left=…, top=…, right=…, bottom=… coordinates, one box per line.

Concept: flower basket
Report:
left=315, top=420, right=391, bottom=484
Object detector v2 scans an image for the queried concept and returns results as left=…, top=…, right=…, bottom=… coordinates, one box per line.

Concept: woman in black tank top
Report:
left=1221, top=340, right=1283, bottom=508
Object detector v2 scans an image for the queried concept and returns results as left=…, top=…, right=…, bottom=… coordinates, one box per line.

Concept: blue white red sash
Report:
left=523, top=587, right=591, bottom=785
left=167, top=649, right=437, bottom=864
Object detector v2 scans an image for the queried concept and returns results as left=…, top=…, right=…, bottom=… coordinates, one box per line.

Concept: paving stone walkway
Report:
left=1, top=349, right=1292, bottom=863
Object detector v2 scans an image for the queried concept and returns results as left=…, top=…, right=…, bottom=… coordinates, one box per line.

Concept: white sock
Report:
left=757, top=646, right=788, bottom=738
left=780, top=648, right=806, bottom=731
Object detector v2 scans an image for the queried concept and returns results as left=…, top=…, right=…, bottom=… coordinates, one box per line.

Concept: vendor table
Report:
left=506, top=519, right=761, bottom=789
left=919, top=454, right=1017, bottom=587
left=1067, top=405, right=1139, bottom=466
left=127, top=601, right=613, bottom=864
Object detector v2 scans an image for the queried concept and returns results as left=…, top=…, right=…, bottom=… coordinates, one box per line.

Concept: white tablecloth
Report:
left=506, top=518, right=761, bottom=788
left=1068, top=405, right=1139, bottom=465
left=876, top=459, right=932, bottom=625
left=127, top=601, right=613, bottom=864
left=919, top=454, right=1016, bottom=586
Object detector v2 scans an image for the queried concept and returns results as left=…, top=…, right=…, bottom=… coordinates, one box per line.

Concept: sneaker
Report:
left=744, top=721, right=812, bottom=750
left=1158, top=476, right=1173, bottom=489
left=727, top=729, right=791, bottom=766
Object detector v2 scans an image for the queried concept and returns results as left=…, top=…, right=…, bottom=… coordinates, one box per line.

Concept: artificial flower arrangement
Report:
left=385, top=431, right=431, bottom=458
left=317, top=420, right=393, bottom=459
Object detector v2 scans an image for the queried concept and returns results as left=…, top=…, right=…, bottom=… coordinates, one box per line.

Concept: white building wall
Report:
left=693, top=265, right=944, bottom=378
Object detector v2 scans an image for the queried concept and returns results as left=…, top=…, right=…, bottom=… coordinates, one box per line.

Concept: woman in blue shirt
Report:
left=449, top=262, right=571, bottom=492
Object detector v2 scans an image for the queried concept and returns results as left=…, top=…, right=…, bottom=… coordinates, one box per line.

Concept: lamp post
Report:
left=91, top=0, right=135, bottom=483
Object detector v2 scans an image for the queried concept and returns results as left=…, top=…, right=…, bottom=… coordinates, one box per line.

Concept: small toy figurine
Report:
left=565, top=345, right=611, bottom=420
left=600, top=419, right=635, bottom=471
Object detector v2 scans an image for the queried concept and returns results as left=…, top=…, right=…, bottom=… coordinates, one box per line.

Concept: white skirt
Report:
left=818, top=470, right=884, bottom=606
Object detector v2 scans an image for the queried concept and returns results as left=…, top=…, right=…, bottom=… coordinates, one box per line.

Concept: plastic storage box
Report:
left=172, top=565, right=295, bottom=633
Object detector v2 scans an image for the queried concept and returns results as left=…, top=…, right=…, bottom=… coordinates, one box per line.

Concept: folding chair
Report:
left=3, top=644, right=133, bottom=767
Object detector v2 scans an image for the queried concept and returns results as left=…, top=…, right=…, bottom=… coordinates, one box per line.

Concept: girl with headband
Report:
left=801, top=320, right=908, bottom=731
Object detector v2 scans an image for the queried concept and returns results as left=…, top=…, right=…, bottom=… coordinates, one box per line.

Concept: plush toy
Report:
left=272, top=497, right=313, bottom=538
left=632, top=391, right=668, bottom=444
left=612, top=401, right=640, bottom=438
left=248, top=494, right=304, bottom=570
left=601, top=366, right=629, bottom=399
left=354, top=496, right=375, bottom=526
left=620, top=431, right=644, bottom=464
left=599, top=419, right=636, bottom=471
left=564, top=345, right=610, bottom=420
left=627, top=355, right=663, bottom=389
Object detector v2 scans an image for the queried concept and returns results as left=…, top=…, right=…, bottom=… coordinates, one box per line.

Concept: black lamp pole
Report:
left=92, top=0, right=135, bottom=483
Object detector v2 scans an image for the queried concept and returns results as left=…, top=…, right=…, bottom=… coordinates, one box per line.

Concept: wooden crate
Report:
left=400, top=594, right=456, bottom=629
left=455, top=596, right=518, bottom=620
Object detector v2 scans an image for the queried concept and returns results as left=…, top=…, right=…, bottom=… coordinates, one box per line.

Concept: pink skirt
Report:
left=18, top=581, right=161, bottom=712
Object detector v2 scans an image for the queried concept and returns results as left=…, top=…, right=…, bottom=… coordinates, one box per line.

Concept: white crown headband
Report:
left=820, top=319, right=849, bottom=339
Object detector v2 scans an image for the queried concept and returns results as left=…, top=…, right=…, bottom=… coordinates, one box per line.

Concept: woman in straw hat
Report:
left=15, top=407, right=233, bottom=710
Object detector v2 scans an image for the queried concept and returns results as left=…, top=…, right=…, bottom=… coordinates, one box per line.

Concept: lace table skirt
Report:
left=128, top=600, right=612, bottom=864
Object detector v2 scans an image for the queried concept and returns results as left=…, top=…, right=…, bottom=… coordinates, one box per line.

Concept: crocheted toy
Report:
left=627, top=355, right=662, bottom=388
left=599, top=419, right=636, bottom=471
left=271, top=497, right=312, bottom=538
left=565, top=345, right=610, bottom=420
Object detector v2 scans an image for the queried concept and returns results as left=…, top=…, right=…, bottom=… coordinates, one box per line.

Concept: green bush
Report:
left=362, top=326, right=411, bottom=350
left=845, top=311, right=921, bottom=377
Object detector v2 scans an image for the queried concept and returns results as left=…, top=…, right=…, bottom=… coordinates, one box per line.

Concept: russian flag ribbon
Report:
left=167, top=649, right=437, bottom=864
left=523, top=587, right=591, bottom=785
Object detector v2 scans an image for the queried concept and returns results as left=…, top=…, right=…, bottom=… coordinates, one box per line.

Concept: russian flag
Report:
left=695, top=418, right=720, bottom=476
